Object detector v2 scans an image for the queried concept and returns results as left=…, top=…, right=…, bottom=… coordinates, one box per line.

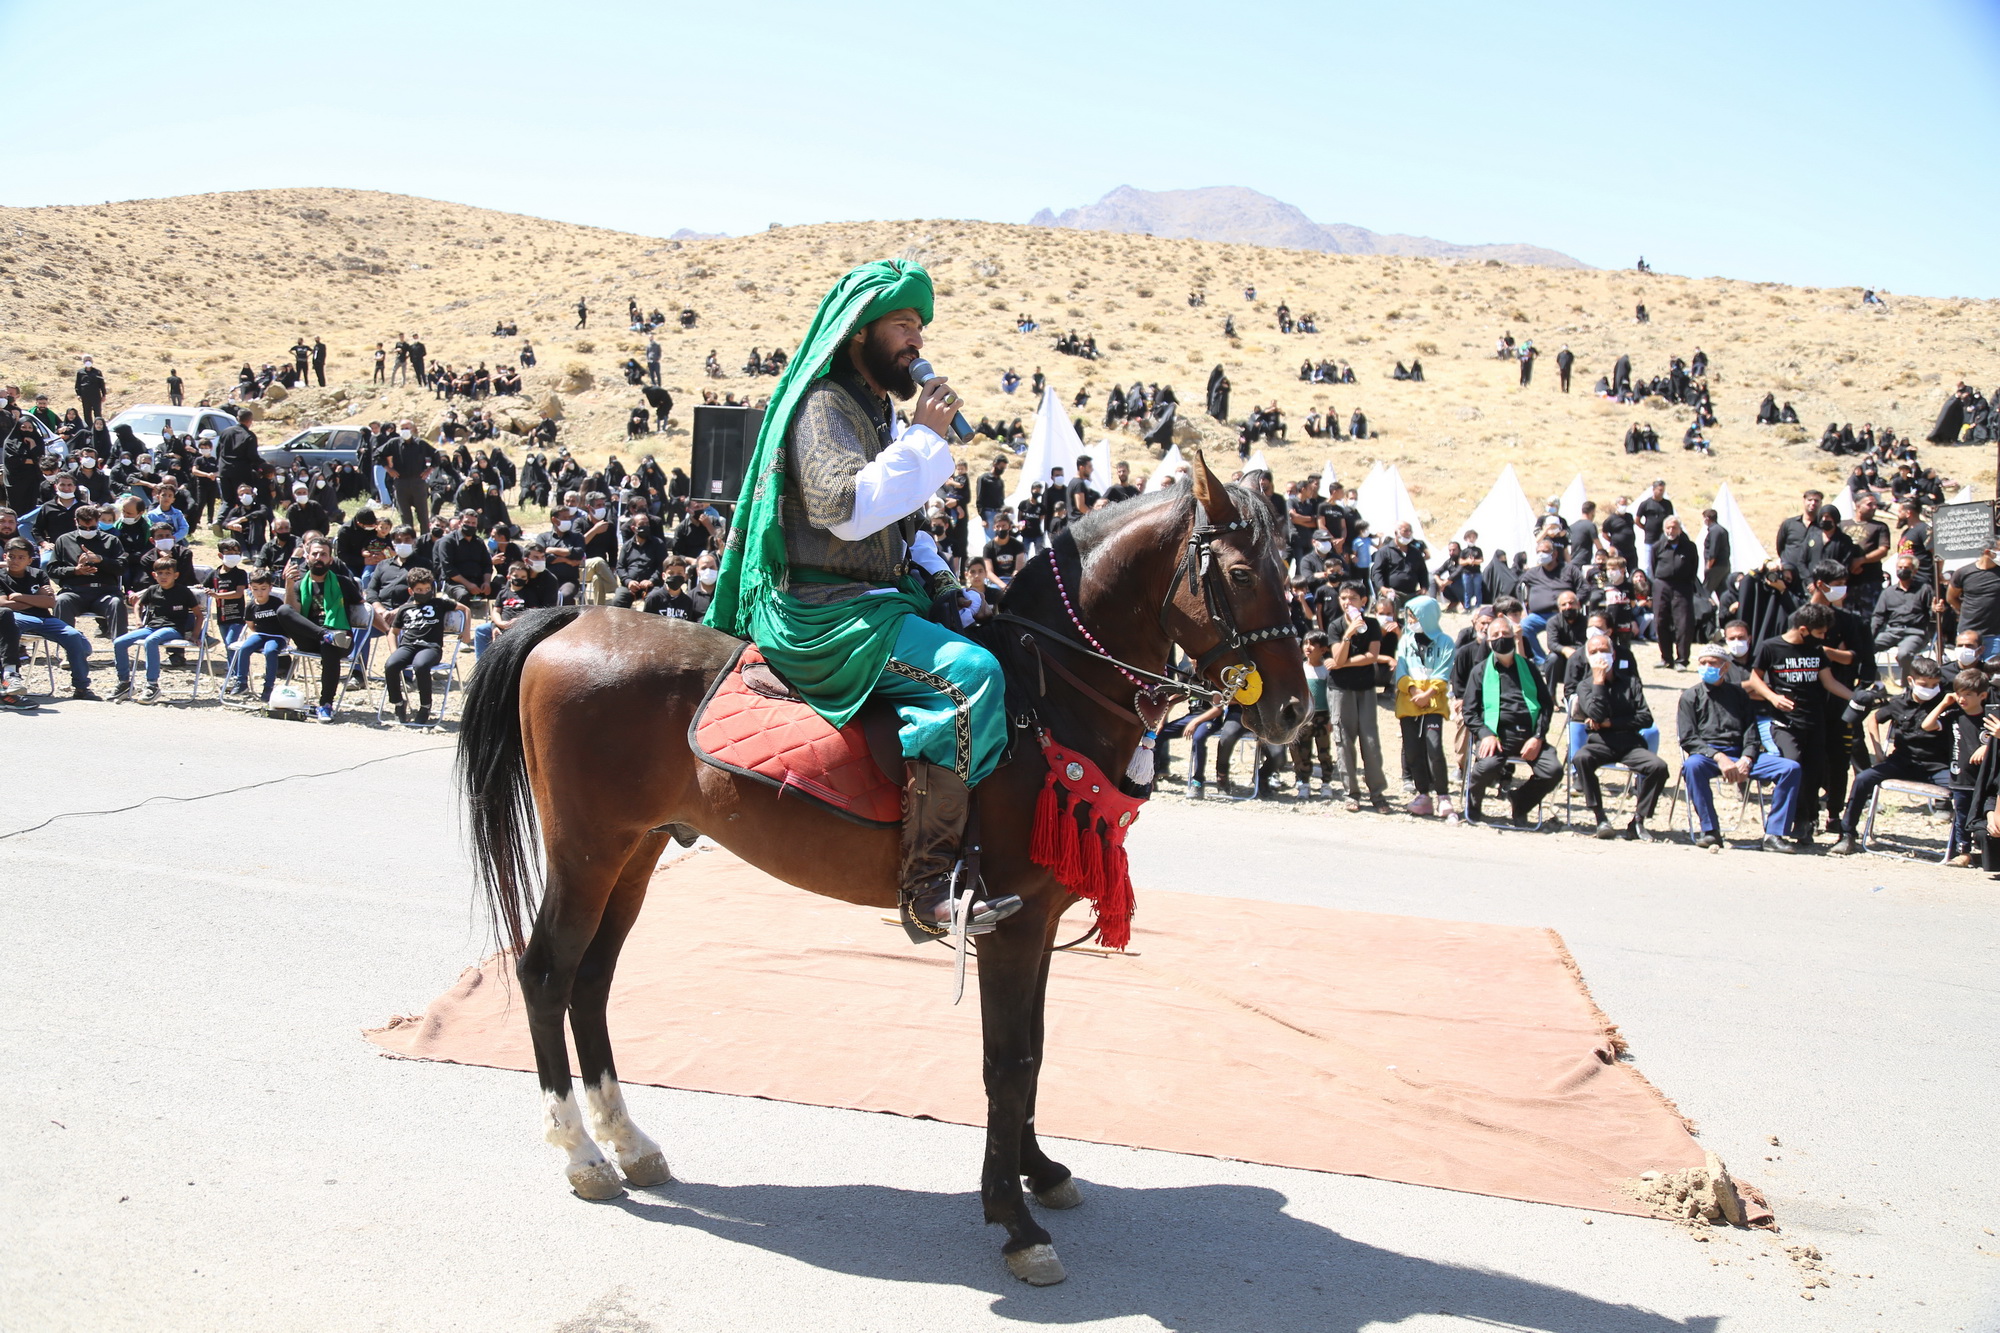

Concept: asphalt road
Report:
left=2, top=699, right=1995, bottom=1332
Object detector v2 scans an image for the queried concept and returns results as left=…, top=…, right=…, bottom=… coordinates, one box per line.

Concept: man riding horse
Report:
left=704, top=260, right=1021, bottom=939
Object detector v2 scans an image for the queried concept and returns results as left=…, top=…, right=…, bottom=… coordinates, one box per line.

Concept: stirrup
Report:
left=900, top=871, right=1022, bottom=945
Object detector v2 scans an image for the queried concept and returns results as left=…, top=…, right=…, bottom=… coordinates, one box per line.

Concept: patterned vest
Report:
left=781, top=370, right=918, bottom=601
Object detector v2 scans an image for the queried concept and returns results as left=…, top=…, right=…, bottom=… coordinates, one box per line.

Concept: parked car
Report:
left=105, top=404, right=243, bottom=449
left=260, top=425, right=364, bottom=471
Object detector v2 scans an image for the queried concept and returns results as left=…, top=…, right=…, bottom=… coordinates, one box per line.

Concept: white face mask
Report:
left=79, top=457, right=96, bottom=469
left=698, top=568, right=717, bottom=588
left=293, top=492, right=309, bottom=503
left=1825, top=586, right=1847, bottom=604
left=393, top=542, right=415, bottom=558
left=1587, top=652, right=1613, bottom=670
left=56, top=488, right=75, bottom=501
left=221, top=552, right=243, bottom=567
left=238, top=493, right=255, bottom=505
left=555, top=520, right=573, bottom=533
left=528, top=559, right=547, bottom=572
left=1957, top=646, right=1978, bottom=665
left=154, top=537, right=175, bottom=551
left=399, top=428, right=415, bottom=440
left=1539, top=552, right=1554, bottom=566
left=592, top=507, right=607, bottom=519
left=1913, top=682, right=1942, bottom=701
left=1608, top=570, right=1624, bottom=584
left=1726, top=639, right=1750, bottom=658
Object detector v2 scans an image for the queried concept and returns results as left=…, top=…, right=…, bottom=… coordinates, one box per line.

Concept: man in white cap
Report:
left=1677, top=640, right=1802, bottom=851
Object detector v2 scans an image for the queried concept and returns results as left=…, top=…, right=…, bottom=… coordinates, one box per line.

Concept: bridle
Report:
left=997, top=497, right=1298, bottom=722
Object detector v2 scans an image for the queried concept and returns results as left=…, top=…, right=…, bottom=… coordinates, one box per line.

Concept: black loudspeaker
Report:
left=690, top=405, right=763, bottom=506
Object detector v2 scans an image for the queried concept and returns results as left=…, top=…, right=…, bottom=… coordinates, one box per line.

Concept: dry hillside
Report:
left=3, top=187, right=1996, bottom=543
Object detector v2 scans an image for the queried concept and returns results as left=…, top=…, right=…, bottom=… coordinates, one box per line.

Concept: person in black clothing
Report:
left=1372, top=524, right=1429, bottom=599
left=1102, top=460, right=1141, bottom=504
left=1651, top=515, right=1700, bottom=669
left=576, top=298, right=588, bottom=330
left=1840, top=490, right=1891, bottom=621
left=166, top=369, right=185, bottom=406
left=612, top=513, right=669, bottom=607
left=311, top=338, right=327, bottom=387
left=976, top=456, right=1008, bottom=540
left=205, top=539, right=251, bottom=655
left=1572, top=630, right=1668, bottom=839
left=74, top=357, right=106, bottom=423
left=110, top=562, right=201, bottom=703
left=1747, top=604, right=1855, bottom=846
left=1806, top=558, right=1878, bottom=833
left=1829, top=657, right=1952, bottom=854
left=1065, top=455, right=1100, bottom=516
left=1600, top=499, right=1638, bottom=570
left=1929, top=668, right=1994, bottom=864
left=1634, top=480, right=1673, bottom=549
left=435, top=509, right=496, bottom=604
left=981, top=511, right=1026, bottom=583
left=1463, top=617, right=1561, bottom=825
left=48, top=506, right=127, bottom=635
left=383, top=569, right=452, bottom=725
left=1555, top=345, right=1574, bottom=393
left=214, top=409, right=262, bottom=501
left=641, top=564, right=699, bottom=619
left=386, top=420, right=438, bottom=529
left=1872, top=552, right=1934, bottom=680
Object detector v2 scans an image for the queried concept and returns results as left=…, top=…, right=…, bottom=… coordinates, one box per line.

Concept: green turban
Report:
left=703, top=259, right=935, bottom=638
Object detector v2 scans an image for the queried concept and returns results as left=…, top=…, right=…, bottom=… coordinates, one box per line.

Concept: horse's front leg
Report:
left=978, top=910, right=1066, bottom=1285
left=1016, top=941, right=1081, bottom=1210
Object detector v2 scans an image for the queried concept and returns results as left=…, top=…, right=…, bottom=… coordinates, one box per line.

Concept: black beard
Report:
left=856, top=325, right=917, bottom=401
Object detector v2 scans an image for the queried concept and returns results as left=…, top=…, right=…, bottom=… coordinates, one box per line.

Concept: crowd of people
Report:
left=9, top=333, right=1999, bottom=871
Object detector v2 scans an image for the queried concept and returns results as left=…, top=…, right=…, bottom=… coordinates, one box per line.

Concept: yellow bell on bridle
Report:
left=1221, top=664, right=1264, bottom=705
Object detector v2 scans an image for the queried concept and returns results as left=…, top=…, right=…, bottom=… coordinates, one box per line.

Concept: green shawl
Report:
left=1481, top=651, right=1542, bottom=737
left=701, top=259, right=936, bottom=728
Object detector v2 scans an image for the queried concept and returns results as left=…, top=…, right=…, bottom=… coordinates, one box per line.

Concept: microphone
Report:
left=907, top=358, right=973, bottom=442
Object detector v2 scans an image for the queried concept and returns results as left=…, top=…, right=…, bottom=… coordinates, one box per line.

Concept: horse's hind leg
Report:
left=571, top=831, right=674, bottom=1188
left=517, top=841, right=632, bottom=1201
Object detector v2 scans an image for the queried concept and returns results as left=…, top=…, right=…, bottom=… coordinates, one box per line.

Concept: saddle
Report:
left=689, top=641, right=904, bottom=827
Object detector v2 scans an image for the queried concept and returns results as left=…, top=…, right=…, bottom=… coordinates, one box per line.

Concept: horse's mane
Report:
left=1065, top=477, right=1281, bottom=560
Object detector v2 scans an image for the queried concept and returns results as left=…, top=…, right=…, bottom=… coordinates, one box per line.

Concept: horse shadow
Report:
left=612, top=1178, right=1721, bottom=1332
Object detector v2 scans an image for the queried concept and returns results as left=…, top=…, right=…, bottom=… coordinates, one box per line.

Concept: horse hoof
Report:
left=1032, top=1177, right=1083, bottom=1210
left=620, top=1151, right=674, bottom=1188
left=567, top=1160, right=626, bottom=1200
left=1004, top=1243, right=1067, bottom=1286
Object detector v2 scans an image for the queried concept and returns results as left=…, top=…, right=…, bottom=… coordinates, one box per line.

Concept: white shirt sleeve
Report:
left=908, top=527, right=951, bottom=578
left=826, top=423, right=954, bottom=542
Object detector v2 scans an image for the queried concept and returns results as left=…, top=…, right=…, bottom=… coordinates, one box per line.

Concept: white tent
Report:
left=1704, top=481, right=1769, bottom=578
left=1007, top=388, right=1082, bottom=506
left=1319, top=457, right=1340, bottom=497
left=1356, top=462, right=1426, bottom=547
left=1239, top=448, right=1271, bottom=479
left=1558, top=473, right=1588, bottom=524
left=1449, top=464, right=1540, bottom=563
left=1147, top=442, right=1186, bottom=491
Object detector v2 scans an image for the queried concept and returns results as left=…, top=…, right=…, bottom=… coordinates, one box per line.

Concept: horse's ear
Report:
left=1189, top=448, right=1239, bottom=524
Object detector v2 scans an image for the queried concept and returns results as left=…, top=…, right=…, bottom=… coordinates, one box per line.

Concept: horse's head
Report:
left=1164, top=451, right=1311, bottom=745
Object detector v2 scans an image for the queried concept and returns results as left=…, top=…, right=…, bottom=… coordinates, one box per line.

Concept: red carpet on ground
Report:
left=369, top=849, right=1706, bottom=1215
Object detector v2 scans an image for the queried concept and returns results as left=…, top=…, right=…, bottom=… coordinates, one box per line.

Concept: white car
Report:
left=105, top=403, right=243, bottom=449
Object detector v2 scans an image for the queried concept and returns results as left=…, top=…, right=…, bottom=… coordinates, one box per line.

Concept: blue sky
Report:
left=4, top=0, right=1997, bottom=295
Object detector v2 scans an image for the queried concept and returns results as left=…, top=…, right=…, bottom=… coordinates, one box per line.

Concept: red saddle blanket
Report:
left=689, top=643, right=902, bottom=827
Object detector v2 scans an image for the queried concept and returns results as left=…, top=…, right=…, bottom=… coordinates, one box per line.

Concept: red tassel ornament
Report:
left=1026, top=731, right=1147, bottom=950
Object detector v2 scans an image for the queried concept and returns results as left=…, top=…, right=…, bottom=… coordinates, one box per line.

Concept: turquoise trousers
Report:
left=874, top=613, right=1007, bottom=785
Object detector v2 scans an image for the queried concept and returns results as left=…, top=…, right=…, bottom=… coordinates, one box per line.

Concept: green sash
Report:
left=1481, top=652, right=1541, bottom=737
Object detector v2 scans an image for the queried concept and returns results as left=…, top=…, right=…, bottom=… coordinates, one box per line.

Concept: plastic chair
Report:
left=1861, top=779, right=1954, bottom=863
left=1563, top=720, right=1660, bottom=825
left=1461, top=751, right=1553, bottom=830
left=157, top=589, right=215, bottom=703
left=374, top=609, right=466, bottom=728
left=1664, top=765, right=1771, bottom=843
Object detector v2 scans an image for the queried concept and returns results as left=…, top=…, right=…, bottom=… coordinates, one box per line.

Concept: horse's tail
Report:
left=458, top=605, right=583, bottom=955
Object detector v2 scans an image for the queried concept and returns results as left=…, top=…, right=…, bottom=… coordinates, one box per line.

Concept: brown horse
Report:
left=458, top=453, right=1308, bottom=1286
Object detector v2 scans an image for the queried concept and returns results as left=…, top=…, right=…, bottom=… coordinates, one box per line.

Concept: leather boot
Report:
left=899, top=762, right=1021, bottom=941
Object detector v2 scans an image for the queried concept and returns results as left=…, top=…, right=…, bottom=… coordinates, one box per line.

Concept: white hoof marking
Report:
left=544, top=1090, right=621, bottom=1198
left=583, top=1074, right=668, bottom=1179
